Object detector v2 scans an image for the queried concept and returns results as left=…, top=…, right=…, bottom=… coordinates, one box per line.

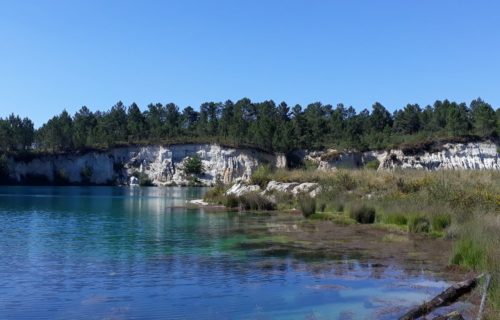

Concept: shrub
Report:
left=132, top=171, right=153, bottom=186
left=250, top=164, right=273, bottom=188
left=396, top=178, right=421, bottom=194
left=431, top=214, right=451, bottom=232
left=335, top=203, right=344, bottom=212
left=223, top=194, right=239, bottom=208
left=203, top=183, right=226, bottom=204
left=408, top=215, right=430, bottom=233
left=451, top=238, right=486, bottom=270
left=183, top=155, right=204, bottom=175
left=318, top=202, right=327, bottom=212
left=364, top=159, right=380, bottom=170
left=298, top=194, right=316, bottom=218
left=238, top=192, right=275, bottom=211
left=383, top=213, right=408, bottom=226
left=335, top=171, right=357, bottom=191
left=349, top=204, right=376, bottom=224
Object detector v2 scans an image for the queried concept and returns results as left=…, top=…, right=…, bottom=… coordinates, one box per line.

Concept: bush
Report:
left=203, top=183, right=226, bottom=204
left=431, top=214, right=451, bottom=232
left=364, top=159, right=380, bottom=170
left=238, top=192, right=275, bottom=211
left=184, top=155, right=204, bottom=175
left=250, top=164, right=273, bottom=188
left=451, top=238, right=486, bottom=270
left=298, top=194, right=316, bottom=218
left=132, top=171, right=153, bottom=186
left=383, top=213, right=408, bottom=226
left=335, top=171, right=357, bottom=191
left=396, top=178, right=421, bottom=194
left=408, top=215, right=430, bottom=233
left=223, top=194, right=239, bottom=208
left=349, top=205, right=376, bottom=224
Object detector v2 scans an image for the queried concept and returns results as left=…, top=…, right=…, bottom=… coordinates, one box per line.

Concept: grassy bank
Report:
left=205, top=167, right=500, bottom=317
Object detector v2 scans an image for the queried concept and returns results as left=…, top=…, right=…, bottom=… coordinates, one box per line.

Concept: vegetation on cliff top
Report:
left=1, top=98, right=499, bottom=154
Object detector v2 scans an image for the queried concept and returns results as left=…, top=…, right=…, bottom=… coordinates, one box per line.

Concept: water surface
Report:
left=0, top=187, right=462, bottom=319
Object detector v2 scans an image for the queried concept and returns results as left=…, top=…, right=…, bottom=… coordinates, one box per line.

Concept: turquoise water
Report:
left=0, top=187, right=453, bottom=319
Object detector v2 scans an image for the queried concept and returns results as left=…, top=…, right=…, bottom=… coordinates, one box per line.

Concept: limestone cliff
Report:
left=305, top=141, right=499, bottom=171
left=3, top=141, right=499, bottom=186
left=7, top=144, right=284, bottom=186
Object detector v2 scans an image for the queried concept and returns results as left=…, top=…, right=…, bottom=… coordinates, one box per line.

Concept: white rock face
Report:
left=264, top=181, right=319, bottom=197
left=378, top=142, right=500, bottom=170
left=8, top=144, right=278, bottom=186
left=6, top=141, right=499, bottom=186
left=303, top=141, right=499, bottom=171
left=225, top=182, right=261, bottom=197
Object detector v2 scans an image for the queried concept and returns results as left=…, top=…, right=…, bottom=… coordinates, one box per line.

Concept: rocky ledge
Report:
left=226, top=181, right=320, bottom=198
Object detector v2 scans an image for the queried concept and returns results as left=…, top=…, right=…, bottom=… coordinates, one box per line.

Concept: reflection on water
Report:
left=0, top=187, right=462, bottom=319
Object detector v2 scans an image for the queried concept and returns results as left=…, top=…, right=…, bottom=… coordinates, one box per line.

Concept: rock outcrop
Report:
left=378, top=142, right=500, bottom=170
left=225, top=182, right=261, bottom=197
left=3, top=141, right=499, bottom=186
left=226, top=181, right=320, bottom=198
left=303, top=141, right=499, bottom=171
left=7, top=144, right=281, bottom=186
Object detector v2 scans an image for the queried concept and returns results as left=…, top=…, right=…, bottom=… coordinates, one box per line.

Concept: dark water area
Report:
left=0, top=187, right=468, bottom=319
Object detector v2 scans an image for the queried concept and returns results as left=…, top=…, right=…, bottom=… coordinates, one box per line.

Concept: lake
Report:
left=0, top=187, right=465, bottom=319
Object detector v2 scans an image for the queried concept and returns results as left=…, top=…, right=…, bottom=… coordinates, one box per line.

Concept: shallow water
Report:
left=0, top=187, right=462, bottom=319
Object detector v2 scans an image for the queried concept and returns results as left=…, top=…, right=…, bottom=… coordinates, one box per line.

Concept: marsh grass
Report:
left=349, top=204, right=376, bottom=224
left=297, top=194, right=316, bottom=218
left=203, top=182, right=228, bottom=204
left=238, top=192, right=276, bottom=211
left=212, top=167, right=500, bottom=312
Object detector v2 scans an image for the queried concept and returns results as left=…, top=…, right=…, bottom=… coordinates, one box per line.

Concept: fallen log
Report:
left=399, top=274, right=483, bottom=320
left=432, top=311, right=465, bottom=320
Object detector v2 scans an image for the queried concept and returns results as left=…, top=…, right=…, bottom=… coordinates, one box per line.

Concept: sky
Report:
left=0, top=0, right=499, bottom=127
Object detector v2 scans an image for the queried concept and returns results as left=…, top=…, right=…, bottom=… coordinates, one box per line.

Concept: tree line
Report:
left=0, top=98, right=499, bottom=154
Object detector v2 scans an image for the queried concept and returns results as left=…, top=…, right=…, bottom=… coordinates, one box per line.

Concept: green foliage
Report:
left=451, top=238, right=486, bottom=270
left=431, top=214, right=451, bottom=232
left=2, top=97, right=497, bottom=154
left=132, top=171, right=153, bottom=186
left=408, top=215, right=430, bottom=233
left=334, top=171, right=357, bottom=191
left=203, top=182, right=227, bottom=204
left=238, top=192, right=276, bottom=211
left=382, top=213, right=408, bottom=226
left=349, top=205, right=376, bottom=224
left=0, top=114, right=34, bottom=152
left=250, top=164, right=273, bottom=188
left=183, top=155, right=204, bottom=175
left=298, top=194, right=316, bottom=218
left=364, top=159, right=380, bottom=170
left=223, top=194, right=239, bottom=208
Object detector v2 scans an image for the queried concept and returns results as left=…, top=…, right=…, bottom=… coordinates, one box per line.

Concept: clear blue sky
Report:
left=1, top=0, right=499, bottom=127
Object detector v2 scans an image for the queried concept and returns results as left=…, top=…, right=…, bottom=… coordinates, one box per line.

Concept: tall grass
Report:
left=226, top=167, right=500, bottom=311
left=298, top=194, right=316, bottom=218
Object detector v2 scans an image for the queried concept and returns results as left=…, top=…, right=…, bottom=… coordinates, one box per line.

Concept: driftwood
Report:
left=399, top=274, right=483, bottom=320
left=432, top=311, right=465, bottom=320
left=476, top=274, right=491, bottom=320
